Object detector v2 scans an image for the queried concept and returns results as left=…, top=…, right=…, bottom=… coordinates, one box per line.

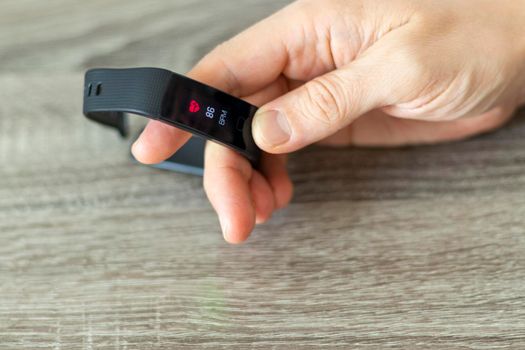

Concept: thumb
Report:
left=252, top=43, right=415, bottom=154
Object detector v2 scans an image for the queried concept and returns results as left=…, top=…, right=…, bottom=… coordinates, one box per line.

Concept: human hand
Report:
left=132, top=0, right=525, bottom=243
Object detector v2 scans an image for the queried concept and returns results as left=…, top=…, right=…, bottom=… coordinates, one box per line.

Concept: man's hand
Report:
left=132, top=0, right=525, bottom=243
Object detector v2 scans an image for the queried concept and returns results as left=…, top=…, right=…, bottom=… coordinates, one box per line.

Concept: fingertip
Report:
left=220, top=214, right=254, bottom=245
left=253, top=109, right=292, bottom=154
left=131, top=135, right=159, bottom=165
left=131, top=121, right=191, bottom=165
left=131, top=138, right=147, bottom=163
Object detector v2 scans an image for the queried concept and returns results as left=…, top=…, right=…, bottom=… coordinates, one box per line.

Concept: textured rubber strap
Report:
left=83, top=68, right=174, bottom=137
left=83, top=68, right=260, bottom=164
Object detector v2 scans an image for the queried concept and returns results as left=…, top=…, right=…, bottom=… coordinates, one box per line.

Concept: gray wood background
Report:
left=1, top=0, right=524, bottom=349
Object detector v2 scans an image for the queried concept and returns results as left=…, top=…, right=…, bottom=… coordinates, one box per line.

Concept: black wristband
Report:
left=83, top=67, right=261, bottom=165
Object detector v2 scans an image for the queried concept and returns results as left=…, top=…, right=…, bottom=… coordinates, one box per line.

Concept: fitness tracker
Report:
left=83, top=67, right=261, bottom=164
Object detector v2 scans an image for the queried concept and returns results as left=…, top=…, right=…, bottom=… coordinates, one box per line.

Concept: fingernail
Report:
left=131, top=140, right=141, bottom=159
left=253, top=110, right=291, bottom=148
left=219, top=216, right=230, bottom=240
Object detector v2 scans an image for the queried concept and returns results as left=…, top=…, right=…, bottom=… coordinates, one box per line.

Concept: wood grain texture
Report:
left=1, top=1, right=525, bottom=349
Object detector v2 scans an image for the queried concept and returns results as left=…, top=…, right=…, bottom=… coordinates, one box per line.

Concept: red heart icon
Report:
left=189, top=100, right=201, bottom=113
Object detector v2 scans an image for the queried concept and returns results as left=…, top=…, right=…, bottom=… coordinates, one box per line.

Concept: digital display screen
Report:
left=159, top=74, right=259, bottom=156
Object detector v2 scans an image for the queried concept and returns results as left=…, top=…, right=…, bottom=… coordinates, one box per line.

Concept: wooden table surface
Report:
left=1, top=1, right=525, bottom=349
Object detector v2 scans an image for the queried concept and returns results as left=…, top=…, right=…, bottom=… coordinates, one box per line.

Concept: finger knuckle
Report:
left=394, top=42, right=430, bottom=82
left=301, top=76, right=347, bottom=128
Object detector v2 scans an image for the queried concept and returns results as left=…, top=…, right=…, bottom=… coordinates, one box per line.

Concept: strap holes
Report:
left=95, top=83, right=102, bottom=96
left=87, top=83, right=93, bottom=97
